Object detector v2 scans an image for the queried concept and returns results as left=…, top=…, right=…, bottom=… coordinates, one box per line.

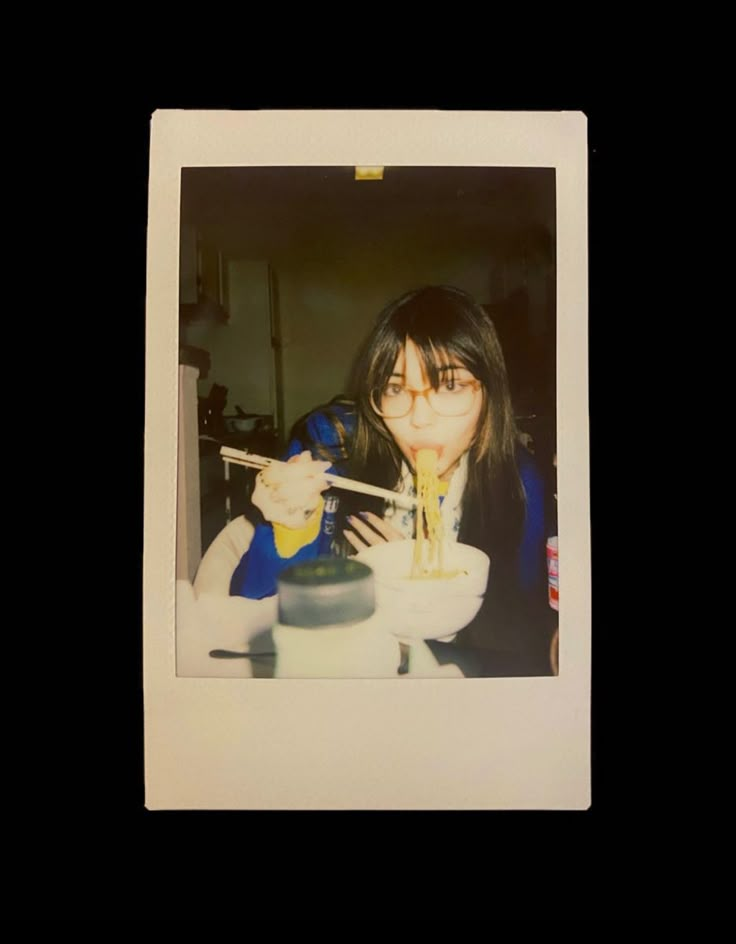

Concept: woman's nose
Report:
left=409, top=392, right=436, bottom=428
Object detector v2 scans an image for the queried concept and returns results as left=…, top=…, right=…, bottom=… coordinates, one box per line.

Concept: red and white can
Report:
left=546, top=536, right=559, bottom=611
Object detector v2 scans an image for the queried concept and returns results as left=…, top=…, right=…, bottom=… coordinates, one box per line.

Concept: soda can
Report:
left=546, top=536, right=559, bottom=611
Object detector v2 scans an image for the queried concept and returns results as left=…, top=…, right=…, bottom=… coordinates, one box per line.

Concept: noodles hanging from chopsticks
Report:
left=411, top=449, right=446, bottom=578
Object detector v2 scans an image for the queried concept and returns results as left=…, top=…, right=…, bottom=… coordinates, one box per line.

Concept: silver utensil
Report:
left=209, top=649, right=275, bottom=660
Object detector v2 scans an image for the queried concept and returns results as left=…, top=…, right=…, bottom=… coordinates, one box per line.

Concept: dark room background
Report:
left=179, top=166, right=556, bottom=554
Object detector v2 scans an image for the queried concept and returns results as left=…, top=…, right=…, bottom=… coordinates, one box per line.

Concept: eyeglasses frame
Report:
left=369, top=378, right=483, bottom=419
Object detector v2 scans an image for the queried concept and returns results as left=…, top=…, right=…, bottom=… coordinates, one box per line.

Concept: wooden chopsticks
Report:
left=219, top=446, right=418, bottom=509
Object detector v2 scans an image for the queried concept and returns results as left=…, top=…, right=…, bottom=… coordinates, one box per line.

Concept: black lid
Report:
left=277, top=557, right=375, bottom=628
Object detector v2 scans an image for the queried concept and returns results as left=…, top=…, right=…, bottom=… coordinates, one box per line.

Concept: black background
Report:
left=18, top=87, right=721, bottom=920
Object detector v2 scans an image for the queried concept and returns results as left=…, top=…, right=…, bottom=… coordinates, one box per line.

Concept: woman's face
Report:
left=381, top=339, right=484, bottom=481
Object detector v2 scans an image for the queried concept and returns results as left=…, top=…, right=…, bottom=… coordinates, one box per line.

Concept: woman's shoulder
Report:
left=515, top=443, right=545, bottom=506
left=515, top=443, right=541, bottom=480
left=287, top=398, right=357, bottom=462
left=302, top=398, right=356, bottom=445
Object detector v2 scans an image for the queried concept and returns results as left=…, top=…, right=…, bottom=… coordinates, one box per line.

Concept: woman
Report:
left=230, top=285, right=553, bottom=675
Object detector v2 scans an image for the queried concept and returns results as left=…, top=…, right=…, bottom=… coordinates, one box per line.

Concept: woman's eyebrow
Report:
left=389, top=365, right=468, bottom=381
left=390, top=365, right=467, bottom=378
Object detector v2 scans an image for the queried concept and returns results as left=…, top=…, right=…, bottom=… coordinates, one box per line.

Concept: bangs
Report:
left=406, top=335, right=479, bottom=388
left=358, top=285, right=496, bottom=397
left=367, top=329, right=484, bottom=391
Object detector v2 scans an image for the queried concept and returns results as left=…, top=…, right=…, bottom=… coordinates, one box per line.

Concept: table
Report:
left=176, top=581, right=553, bottom=679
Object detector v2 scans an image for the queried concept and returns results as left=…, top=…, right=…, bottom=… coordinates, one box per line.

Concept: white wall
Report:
left=275, top=244, right=494, bottom=435
left=194, top=214, right=540, bottom=438
left=199, top=260, right=275, bottom=418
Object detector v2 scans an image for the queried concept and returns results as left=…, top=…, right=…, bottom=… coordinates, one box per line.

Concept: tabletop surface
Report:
left=175, top=581, right=553, bottom=679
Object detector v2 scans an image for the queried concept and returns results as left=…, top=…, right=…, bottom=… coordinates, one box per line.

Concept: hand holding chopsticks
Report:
left=220, top=445, right=418, bottom=510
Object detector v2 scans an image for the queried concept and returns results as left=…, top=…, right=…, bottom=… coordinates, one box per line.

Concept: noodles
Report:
left=410, top=449, right=467, bottom=579
left=411, top=449, right=455, bottom=578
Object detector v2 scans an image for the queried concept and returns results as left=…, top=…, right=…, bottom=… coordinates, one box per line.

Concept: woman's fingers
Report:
left=252, top=452, right=331, bottom=527
left=284, top=455, right=332, bottom=491
left=288, top=450, right=315, bottom=465
left=356, top=511, right=405, bottom=542
left=345, top=514, right=388, bottom=547
left=343, top=529, right=368, bottom=553
left=343, top=512, right=407, bottom=552
left=277, top=452, right=330, bottom=479
left=261, top=454, right=331, bottom=499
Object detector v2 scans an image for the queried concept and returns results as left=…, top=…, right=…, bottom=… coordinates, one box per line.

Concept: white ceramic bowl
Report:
left=355, top=541, right=490, bottom=642
left=224, top=416, right=259, bottom=433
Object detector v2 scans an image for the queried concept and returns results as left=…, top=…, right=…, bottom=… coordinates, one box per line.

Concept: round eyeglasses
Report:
left=370, top=379, right=482, bottom=419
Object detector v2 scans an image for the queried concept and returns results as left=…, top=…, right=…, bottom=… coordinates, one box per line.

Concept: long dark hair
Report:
left=301, top=285, right=526, bottom=565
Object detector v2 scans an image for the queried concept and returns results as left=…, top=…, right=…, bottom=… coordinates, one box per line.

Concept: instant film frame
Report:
left=144, top=110, right=590, bottom=809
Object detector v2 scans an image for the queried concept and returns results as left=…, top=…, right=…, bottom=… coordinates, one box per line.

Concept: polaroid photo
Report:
left=144, top=110, right=590, bottom=809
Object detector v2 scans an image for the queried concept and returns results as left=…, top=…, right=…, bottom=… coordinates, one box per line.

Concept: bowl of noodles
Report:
left=354, top=540, right=490, bottom=642
left=355, top=449, right=490, bottom=641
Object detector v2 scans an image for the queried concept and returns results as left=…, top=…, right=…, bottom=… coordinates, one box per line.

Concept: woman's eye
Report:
left=440, top=380, right=465, bottom=393
left=384, top=384, right=404, bottom=397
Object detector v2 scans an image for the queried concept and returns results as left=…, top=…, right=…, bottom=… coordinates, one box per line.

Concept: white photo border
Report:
left=144, top=110, right=590, bottom=810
